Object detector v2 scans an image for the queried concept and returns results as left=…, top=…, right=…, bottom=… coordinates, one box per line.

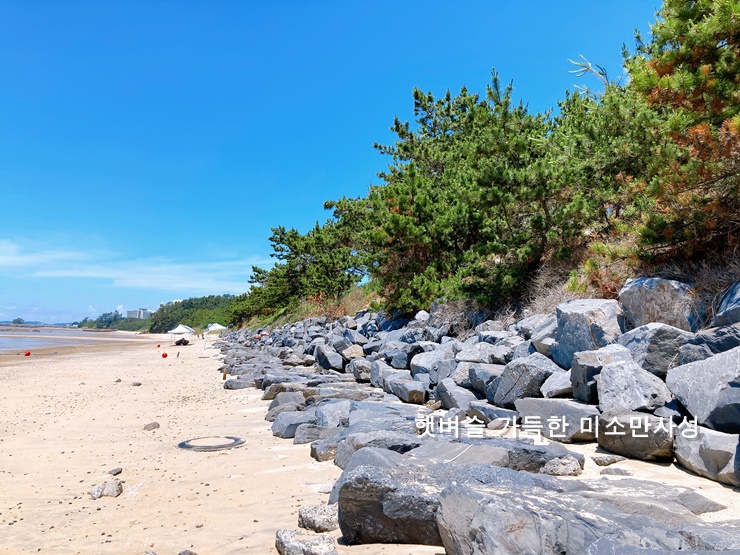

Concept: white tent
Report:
left=168, top=324, right=195, bottom=345
left=204, top=323, right=227, bottom=349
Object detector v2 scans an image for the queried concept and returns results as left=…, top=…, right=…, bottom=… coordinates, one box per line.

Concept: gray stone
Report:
left=315, top=400, right=351, bottom=428
left=333, top=430, right=422, bottom=469
left=515, top=398, right=601, bottom=442
left=617, top=323, right=693, bottom=377
left=448, top=361, right=473, bottom=389
left=666, top=346, right=740, bottom=434
left=143, top=421, right=160, bottom=431
left=466, top=401, right=518, bottom=426
left=315, top=345, right=345, bottom=371
left=493, top=353, right=560, bottom=409
left=518, top=313, right=550, bottom=339
left=265, top=402, right=303, bottom=422
left=293, top=424, right=343, bottom=445
left=310, top=436, right=340, bottom=462
left=369, top=360, right=393, bottom=389
left=275, top=528, right=337, bottom=555
left=347, top=358, right=371, bottom=382
left=597, top=411, right=674, bottom=461
left=409, top=348, right=454, bottom=378
left=540, top=369, right=572, bottom=398
left=436, top=473, right=690, bottom=555
left=591, top=454, right=627, bottom=466
left=223, top=378, right=252, bottom=390
left=597, top=360, right=673, bottom=413
left=387, top=379, right=426, bottom=405
left=338, top=463, right=564, bottom=547
left=455, top=342, right=510, bottom=364
left=467, top=363, right=505, bottom=395
left=713, top=281, right=740, bottom=326
left=618, top=276, right=702, bottom=332
left=272, top=410, right=317, bottom=439
left=674, top=422, right=740, bottom=487
left=676, top=521, right=740, bottom=551
left=430, top=359, right=458, bottom=385
left=340, top=344, right=364, bottom=360
left=551, top=299, right=624, bottom=369
left=89, top=480, right=123, bottom=500
left=436, top=378, right=478, bottom=410
left=678, top=323, right=740, bottom=364
left=530, top=315, right=557, bottom=357
left=298, top=504, right=339, bottom=533
left=342, top=328, right=368, bottom=345
left=511, top=340, right=536, bottom=360
left=571, top=344, right=633, bottom=404
left=268, top=391, right=306, bottom=411
left=539, top=456, right=582, bottom=476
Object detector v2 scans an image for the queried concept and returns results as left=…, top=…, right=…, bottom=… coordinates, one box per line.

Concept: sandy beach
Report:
left=0, top=336, right=441, bottom=555
left=1, top=337, right=737, bottom=555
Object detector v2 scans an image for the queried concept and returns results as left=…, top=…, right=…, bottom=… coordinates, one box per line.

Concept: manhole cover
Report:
left=177, top=436, right=247, bottom=452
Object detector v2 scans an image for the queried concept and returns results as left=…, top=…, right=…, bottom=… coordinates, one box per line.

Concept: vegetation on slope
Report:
left=223, top=0, right=740, bottom=327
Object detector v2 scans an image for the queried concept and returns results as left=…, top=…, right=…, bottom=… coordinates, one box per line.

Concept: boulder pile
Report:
left=215, top=277, right=740, bottom=554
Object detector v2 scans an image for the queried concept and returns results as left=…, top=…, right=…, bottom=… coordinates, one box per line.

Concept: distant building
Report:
left=126, top=308, right=151, bottom=319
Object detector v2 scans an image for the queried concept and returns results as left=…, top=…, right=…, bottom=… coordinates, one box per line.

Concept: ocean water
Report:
left=0, top=328, right=104, bottom=353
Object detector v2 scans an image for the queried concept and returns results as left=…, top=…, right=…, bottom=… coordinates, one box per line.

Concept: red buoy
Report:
left=162, top=353, right=168, bottom=358
left=157, top=344, right=161, bottom=348
left=24, top=351, right=31, bottom=357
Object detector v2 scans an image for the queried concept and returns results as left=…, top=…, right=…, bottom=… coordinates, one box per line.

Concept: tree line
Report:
left=227, top=1, right=739, bottom=324
left=227, top=1, right=739, bottom=326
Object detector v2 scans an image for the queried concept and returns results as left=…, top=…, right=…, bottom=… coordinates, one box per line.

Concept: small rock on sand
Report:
left=143, top=422, right=159, bottom=431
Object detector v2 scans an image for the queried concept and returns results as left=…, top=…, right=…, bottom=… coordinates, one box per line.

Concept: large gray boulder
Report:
left=616, top=323, right=693, bottom=378
left=338, top=463, right=566, bottom=547
left=571, top=344, right=633, bottom=404
left=467, top=363, right=505, bottom=395
left=712, top=281, right=740, bottom=327
left=347, top=358, right=371, bottom=382
left=387, top=379, right=426, bottom=405
left=493, top=353, right=560, bottom=408
left=666, top=346, right=740, bottom=434
left=406, top=437, right=585, bottom=472
left=597, top=360, right=673, bottom=413
left=539, top=369, right=572, bottom=398
left=678, top=323, right=740, bottom=364
left=455, top=342, right=510, bottom=365
left=315, top=345, right=345, bottom=371
left=597, top=410, right=675, bottom=461
left=618, top=276, right=702, bottom=332
left=514, top=398, right=600, bottom=442
left=529, top=315, right=557, bottom=357
left=315, top=400, right=351, bottom=428
left=333, top=430, right=422, bottom=469
left=674, top=422, right=740, bottom=487
left=550, top=299, right=624, bottom=369
left=272, top=410, right=318, bottom=439
left=409, top=348, right=454, bottom=378
left=436, top=378, right=478, bottom=410
left=436, top=472, right=691, bottom=555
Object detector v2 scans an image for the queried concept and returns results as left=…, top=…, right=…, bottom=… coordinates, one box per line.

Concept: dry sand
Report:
left=0, top=336, right=440, bottom=555
left=0, top=336, right=737, bottom=555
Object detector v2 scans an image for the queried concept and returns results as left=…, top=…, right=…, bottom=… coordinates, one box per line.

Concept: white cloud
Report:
left=0, top=237, right=272, bottom=297
left=0, top=239, right=90, bottom=268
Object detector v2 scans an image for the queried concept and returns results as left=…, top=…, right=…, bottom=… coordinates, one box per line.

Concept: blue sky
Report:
left=0, top=1, right=658, bottom=323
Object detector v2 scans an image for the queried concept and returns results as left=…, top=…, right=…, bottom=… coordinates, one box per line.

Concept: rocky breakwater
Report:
left=214, top=277, right=740, bottom=555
